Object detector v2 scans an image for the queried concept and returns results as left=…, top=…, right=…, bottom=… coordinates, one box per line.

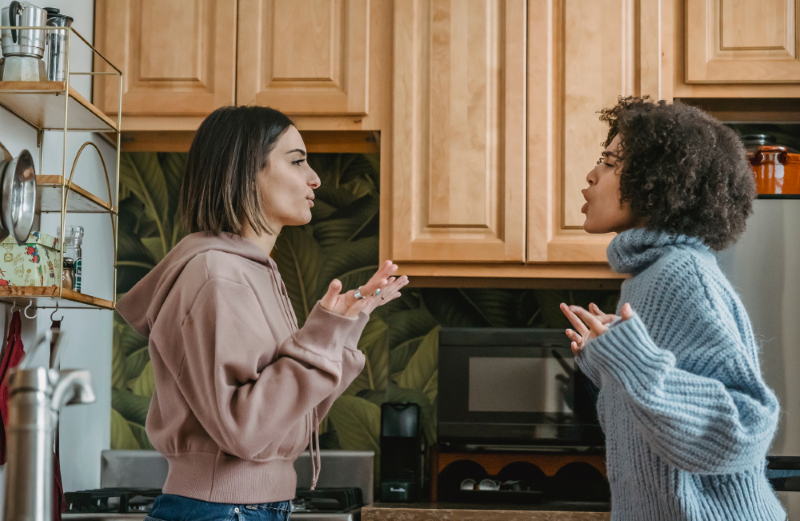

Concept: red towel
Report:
left=0, top=311, right=24, bottom=465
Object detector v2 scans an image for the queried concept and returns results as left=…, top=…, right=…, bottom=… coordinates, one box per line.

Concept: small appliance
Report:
left=64, top=487, right=365, bottom=518
left=0, top=1, right=48, bottom=81
left=92, top=450, right=373, bottom=520
left=379, top=402, right=422, bottom=502
left=438, top=328, right=602, bottom=448
left=433, top=328, right=608, bottom=504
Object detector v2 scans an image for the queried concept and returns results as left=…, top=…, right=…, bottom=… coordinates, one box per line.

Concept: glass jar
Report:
left=62, top=257, right=74, bottom=291
left=57, top=225, right=83, bottom=292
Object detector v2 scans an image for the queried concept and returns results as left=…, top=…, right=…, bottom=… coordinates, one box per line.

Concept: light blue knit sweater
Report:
left=576, top=228, right=785, bottom=521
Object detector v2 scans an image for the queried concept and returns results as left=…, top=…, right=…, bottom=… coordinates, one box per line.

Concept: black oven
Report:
left=438, top=328, right=604, bottom=449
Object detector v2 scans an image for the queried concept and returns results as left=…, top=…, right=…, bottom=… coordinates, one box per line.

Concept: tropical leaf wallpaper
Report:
left=110, top=152, right=620, bottom=479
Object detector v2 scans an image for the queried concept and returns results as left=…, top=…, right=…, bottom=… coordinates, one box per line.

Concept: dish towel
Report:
left=0, top=310, right=24, bottom=464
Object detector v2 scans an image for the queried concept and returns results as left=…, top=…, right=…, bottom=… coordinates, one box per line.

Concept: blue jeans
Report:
left=145, top=494, right=291, bottom=521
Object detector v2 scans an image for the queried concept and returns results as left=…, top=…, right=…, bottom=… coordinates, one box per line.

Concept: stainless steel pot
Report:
left=1, top=1, right=47, bottom=58
left=0, top=149, right=37, bottom=245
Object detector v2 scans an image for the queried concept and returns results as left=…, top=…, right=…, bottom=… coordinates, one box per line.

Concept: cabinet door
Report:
left=686, top=0, right=800, bottom=83
left=237, top=0, right=370, bottom=116
left=528, top=0, right=671, bottom=263
left=93, top=0, right=237, bottom=117
left=391, top=0, right=526, bottom=263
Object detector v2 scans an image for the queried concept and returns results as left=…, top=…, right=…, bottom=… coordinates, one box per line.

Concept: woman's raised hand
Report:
left=560, top=302, right=634, bottom=355
left=320, top=260, right=409, bottom=318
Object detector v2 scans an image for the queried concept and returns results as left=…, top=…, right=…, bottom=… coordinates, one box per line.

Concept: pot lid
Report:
left=2, top=149, right=37, bottom=245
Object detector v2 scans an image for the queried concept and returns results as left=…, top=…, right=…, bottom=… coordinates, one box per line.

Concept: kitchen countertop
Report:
left=61, top=513, right=146, bottom=521
left=361, top=502, right=610, bottom=521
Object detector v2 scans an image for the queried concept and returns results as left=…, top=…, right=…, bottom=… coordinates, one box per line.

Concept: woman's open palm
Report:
left=560, top=302, right=634, bottom=355
left=319, top=260, right=409, bottom=318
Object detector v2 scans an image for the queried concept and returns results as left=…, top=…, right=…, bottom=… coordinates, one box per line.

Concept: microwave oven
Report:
left=438, top=328, right=604, bottom=449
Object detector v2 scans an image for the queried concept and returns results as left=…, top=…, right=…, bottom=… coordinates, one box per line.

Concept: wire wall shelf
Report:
left=0, top=25, right=122, bottom=310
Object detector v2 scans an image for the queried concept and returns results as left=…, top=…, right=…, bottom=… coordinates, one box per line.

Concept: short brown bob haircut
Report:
left=180, top=105, right=294, bottom=236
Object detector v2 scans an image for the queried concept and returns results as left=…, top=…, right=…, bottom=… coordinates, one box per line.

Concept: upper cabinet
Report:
left=94, top=0, right=389, bottom=131
left=93, top=0, right=686, bottom=280
left=387, top=0, right=669, bottom=277
left=93, top=0, right=237, bottom=124
left=527, top=0, right=671, bottom=264
left=686, top=0, right=800, bottom=83
left=676, top=0, right=800, bottom=97
left=237, top=0, right=371, bottom=116
left=390, top=0, right=526, bottom=264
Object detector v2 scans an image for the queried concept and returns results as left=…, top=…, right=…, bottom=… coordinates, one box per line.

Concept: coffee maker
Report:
left=0, top=1, right=48, bottom=81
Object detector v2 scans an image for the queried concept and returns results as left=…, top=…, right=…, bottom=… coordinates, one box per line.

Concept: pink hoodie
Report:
left=116, top=232, right=367, bottom=503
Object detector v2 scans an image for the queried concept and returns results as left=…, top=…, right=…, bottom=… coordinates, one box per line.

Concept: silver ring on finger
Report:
left=354, top=286, right=366, bottom=300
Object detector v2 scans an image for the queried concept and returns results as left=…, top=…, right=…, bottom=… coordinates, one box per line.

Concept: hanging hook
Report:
left=10, top=300, right=16, bottom=313
left=23, top=301, right=37, bottom=319
left=50, top=301, right=62, bottom=322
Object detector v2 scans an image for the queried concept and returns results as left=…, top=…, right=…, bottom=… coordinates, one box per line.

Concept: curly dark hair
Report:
left=600, top=96, right=755, bottom=251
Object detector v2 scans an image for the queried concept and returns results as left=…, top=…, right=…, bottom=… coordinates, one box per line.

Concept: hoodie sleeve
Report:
left=313, top=312, right=368, bottom=424
left=176, top=276, right=359, bottom=460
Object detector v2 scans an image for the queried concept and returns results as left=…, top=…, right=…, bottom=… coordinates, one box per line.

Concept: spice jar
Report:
left=62, top=257, right=74, bottom=291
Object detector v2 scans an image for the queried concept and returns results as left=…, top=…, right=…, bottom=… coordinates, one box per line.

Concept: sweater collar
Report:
left=607, top=228, right=709, bottom=274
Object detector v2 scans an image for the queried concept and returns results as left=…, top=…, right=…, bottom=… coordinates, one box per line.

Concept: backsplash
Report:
left=110, top=152, right=620, bottom=479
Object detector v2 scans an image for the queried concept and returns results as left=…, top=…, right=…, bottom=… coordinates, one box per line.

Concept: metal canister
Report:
left=44, top=7, right=72, bottom=81
left=1, top=1, right=47, bottom=59
left=3, top=367, right=54, bottom=521
left=3, top=364, right=95, bottom=521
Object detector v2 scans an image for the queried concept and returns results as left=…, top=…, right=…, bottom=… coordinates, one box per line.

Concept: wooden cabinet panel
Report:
left=391, top=0, right=526, bottom=263
left=93, top=0, right=237, bottom=117
left=528, top=0, right=670, bottom=263
left=686, top=0, right=800, bottom=83
left=237, top=0, right=370, bottom=116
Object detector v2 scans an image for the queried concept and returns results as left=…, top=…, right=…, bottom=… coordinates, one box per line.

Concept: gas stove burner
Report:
left=65, top=488, right=161, bottom=514
left=292, top=487, right=363, bottom=513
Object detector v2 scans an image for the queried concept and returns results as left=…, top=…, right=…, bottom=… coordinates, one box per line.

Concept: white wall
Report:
left=0, top=0, right=116, bottom=512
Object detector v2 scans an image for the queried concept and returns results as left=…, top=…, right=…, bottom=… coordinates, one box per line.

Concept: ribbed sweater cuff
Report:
left=585, top=314, right=673, bottom=389
left=293, top=302, right=359, bottom=359
left=575, top=351, right=602, bottom=387
left=344, top=311, right=370, bottom=351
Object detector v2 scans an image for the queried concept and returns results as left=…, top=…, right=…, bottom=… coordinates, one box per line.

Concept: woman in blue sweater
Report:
left=560, top=97, right=785, bottom=520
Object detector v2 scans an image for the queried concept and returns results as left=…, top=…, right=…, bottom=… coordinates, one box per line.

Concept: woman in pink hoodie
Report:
left=117, top=105, right=407, bottom=521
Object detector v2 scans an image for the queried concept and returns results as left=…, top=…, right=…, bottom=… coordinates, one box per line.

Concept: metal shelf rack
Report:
left=0, top=25, right=121, bottom=309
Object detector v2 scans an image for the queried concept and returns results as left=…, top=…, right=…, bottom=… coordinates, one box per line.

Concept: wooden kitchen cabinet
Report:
left=676, top=0, right=800, bottom=97
left=93, top=0, right=391, bottom=133
left=686, top=0, right=799, bottom=84
left=93, top=0, right=237, bottom=126
left=385, top=0, right=668, bottom=279
left=389, top=0, right=527, bottom=264
left=527, top=0, right=672, bottom=264
left=236, top=0, right=370, bottom=116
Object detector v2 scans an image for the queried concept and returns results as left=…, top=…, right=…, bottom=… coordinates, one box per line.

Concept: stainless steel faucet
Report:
left=3, top=329, right=96, bottom=521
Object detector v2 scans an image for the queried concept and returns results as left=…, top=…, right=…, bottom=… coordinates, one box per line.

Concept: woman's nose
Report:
left=309, top=169, right=321, bottom=189
left=585, top=166, right=598, bottom=186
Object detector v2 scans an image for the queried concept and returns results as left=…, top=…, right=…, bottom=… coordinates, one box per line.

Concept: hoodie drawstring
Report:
left=314, top=408, right=321, bottom=487
left=308, top=410, right=322, bottom=490
left=269, top=262, right=323, bottom=490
